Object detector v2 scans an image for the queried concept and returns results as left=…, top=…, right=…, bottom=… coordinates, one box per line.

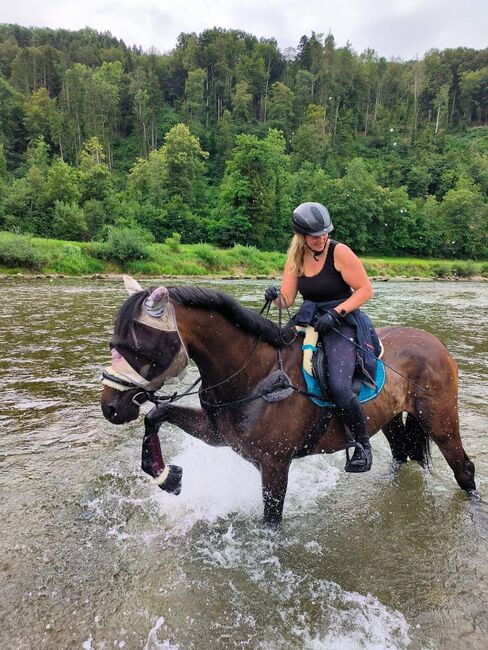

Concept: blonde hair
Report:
left=286, top=234, right=307, bottom=276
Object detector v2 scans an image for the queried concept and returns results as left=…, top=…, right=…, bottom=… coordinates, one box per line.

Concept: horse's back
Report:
left=378, top=325, right=457, bottom=387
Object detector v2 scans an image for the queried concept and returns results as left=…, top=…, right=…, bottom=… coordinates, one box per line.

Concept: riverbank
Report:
left=0, top=231, right=487, bottom=280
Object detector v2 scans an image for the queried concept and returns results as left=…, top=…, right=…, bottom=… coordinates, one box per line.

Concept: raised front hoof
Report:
left=345, top=443, right=373, bottom=473
left=154, top=465, right=183, bottom=495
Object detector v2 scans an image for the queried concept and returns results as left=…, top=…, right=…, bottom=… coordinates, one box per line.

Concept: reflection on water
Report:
left=0, top=277, right=487, bottom=649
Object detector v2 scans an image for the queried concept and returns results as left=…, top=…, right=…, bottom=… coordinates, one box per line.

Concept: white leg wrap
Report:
left=151, top=465, right=170, bottom=486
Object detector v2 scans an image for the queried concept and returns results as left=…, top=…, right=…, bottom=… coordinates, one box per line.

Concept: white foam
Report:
left=144, top=617, right=180, bottom=650
left=152, top=436, right=340, bottom=533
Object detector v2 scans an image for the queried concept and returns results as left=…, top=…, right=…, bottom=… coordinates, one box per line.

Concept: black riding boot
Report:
left=341, top=396, right=372, bottom=473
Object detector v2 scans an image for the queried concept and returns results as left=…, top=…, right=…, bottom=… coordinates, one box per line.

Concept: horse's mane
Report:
left=114, top=286, right=288, bottom=348
left=169, top=286, right=287, bottom=347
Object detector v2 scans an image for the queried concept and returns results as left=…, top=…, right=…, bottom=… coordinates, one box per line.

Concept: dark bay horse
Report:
left=101, top=277, right=477, bottom=526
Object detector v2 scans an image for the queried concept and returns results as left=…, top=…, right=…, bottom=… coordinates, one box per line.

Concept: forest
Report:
left=0, top=23, right=487, bottom=260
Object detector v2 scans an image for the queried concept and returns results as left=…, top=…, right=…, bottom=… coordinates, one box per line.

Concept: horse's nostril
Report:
left=104, top=405, right=117, bottom=421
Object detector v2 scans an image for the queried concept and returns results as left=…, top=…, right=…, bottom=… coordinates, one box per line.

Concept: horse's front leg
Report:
left=146, top=402, right=227, bottom=447
left=260, top=458, right=291, bottom=528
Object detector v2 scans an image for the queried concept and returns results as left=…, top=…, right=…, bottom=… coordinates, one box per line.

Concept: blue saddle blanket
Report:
left=302, top=358, right=386, bottom=408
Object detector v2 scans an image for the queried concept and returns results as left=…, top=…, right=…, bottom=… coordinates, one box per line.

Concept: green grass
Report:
left=0, top=231, right=486, bottom=279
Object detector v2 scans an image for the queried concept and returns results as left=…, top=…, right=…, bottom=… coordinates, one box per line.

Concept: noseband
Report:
left=102, top=368, right=170, bottom=406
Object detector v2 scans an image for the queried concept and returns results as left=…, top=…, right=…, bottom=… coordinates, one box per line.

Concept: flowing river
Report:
left=1, top=277, right=487, bottom=649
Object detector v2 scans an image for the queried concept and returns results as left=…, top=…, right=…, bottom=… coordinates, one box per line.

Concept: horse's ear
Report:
left=123, top=275, right=143, bottom=295
left=144, top=286, right=169, bottom=317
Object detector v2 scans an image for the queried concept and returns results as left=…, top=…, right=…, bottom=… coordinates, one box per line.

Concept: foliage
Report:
left=0, top=24, right=487, bottom=261
left=51, top=201, right=88, bottom=240
left=101, top=226, right=152, bottom=266
left=0, top=233, right=45, bottom=269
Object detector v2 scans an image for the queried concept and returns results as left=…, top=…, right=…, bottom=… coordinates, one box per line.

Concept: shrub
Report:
left=164, top=232, right=182, bottom=253
left=46, top=243, right=104, bottom=274
left=451, top=261, right=477, bottom=277
left=51, top=201, right=88, bottom=241
left=192, top=243, right=228, bottom=271
left=0, top=234, right=45, bottom=270
left=432, top=263, right=451, bottom=278
left=103, top=226, right=152, bottom=266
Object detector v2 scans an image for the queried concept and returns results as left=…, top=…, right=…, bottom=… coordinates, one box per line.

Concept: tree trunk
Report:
left=450, top=86, right=457, bottom=124
left=364, top=84, right=370, bottom=135
left=333, top=103, right=339, bottom=144
left=263, top=57, right=271, bottom=123
left=373, top=85, right=380, bottom=127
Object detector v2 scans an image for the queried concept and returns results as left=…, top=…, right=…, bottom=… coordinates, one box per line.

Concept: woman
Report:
left=265, top=202, right=375, bottom=472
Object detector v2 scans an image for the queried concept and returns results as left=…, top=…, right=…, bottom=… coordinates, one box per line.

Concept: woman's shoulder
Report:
left=331, top=241, right=353, bottom=258
left=332, top=241, right=362, bottom=270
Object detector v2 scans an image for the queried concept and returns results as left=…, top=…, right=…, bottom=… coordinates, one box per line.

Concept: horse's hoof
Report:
left=159, top=464, right=183, bottom=495
left=467, top=489, right=481, bottom=501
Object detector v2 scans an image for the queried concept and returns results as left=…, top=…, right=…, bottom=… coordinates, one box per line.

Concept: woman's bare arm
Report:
left=333, top=244, right=373, bottom=314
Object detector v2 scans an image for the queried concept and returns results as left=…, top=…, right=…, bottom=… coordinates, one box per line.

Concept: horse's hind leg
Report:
left=415, top=400, right=476, bottom=493
left=382, top=413, right=409, bottom=463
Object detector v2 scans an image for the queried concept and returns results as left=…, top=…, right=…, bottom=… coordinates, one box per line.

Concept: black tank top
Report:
left=297, top=240, right=352, bottom=302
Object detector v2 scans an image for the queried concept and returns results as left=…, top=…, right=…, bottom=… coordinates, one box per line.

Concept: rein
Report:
left=104, top=295, right=323, bottom=410
left=106, top=292, right=424, bottom=411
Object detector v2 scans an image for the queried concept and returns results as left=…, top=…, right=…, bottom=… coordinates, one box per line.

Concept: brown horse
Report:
left=101, top=277, right=477, bottom=526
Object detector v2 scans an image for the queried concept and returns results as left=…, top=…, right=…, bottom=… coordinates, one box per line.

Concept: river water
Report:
left=0, top=277, right=487, bottom=649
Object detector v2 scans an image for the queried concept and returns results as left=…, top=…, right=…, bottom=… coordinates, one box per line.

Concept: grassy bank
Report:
left=0, top=231, right=487, bottom=280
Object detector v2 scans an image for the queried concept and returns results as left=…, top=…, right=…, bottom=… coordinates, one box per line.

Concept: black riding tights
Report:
left=322, top=323, right=357, bottom=408
left=322, top=323, right=368, bottom=443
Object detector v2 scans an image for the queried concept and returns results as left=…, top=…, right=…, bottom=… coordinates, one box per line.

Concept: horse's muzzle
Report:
left=101, top=386, right=141, bottom=424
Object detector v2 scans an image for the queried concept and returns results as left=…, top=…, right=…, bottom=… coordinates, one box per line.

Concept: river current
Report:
left=0, top=277, right=487, bottom=649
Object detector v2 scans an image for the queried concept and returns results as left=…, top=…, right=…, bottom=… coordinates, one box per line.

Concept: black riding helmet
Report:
left=291, top=202, right=333, bottom=236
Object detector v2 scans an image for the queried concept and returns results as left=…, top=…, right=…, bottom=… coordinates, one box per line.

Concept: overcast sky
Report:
left=2, top=0, right=487, bottom=60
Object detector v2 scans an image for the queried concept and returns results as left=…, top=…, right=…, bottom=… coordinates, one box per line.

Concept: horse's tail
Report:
left=383, top=412, right=431, bottom=468
left=404, top=413, right=431, bottom=469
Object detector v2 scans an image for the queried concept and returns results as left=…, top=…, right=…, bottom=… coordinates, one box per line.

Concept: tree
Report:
left=45, top=158, right=81, bottom=205
left=0, top=77, right=25, bottom=167
left=214, top=109, right=234, bottom=176
left=322, top=158, right=381, bottom=253
left=232, top=80, right=253, bottom=125
left=267, top=82, right=295, bottom=142
left=182, top=68, right=206, bottom=128
left=23, top=87, right=63, bottom=157
left=216, top=130, right=291, bottom=249
left=291, top=104, right=329, bottom=169
left=128, top=123, right=209, bottom=233
left=438, top=178, right=488, bottom=258
left=78, top=137, right=114, bottom=206
left=51, top=201, right=88, bottom=240
left=162, top=123, right=209, bottom=205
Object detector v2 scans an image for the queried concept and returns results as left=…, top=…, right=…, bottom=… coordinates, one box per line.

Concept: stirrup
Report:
left=345, top=441, right=372, bottom=473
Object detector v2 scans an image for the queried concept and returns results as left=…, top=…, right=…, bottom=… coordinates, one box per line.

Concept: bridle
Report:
left=101, top=296, right=316, bottom=410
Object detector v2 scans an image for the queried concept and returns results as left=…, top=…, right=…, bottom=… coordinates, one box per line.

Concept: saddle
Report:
left=299, top=326, right=385, bottom=408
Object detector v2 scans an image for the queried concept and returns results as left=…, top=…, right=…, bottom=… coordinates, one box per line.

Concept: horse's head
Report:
left=101, top=275, right=189, bottom=424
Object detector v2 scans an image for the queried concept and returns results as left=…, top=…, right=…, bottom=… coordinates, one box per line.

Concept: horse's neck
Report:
left=177, top=306, right=275, bottom=390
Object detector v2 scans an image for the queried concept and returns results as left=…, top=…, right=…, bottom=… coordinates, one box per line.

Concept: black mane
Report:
left=169, top=286, right=287, bottom=347
left=114, top=286, right=288, bottom=348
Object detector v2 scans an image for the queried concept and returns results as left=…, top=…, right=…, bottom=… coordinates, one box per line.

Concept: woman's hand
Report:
left=264, top=286, right=280, bottom=302
left=315, top=310, right=342, bottom=334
